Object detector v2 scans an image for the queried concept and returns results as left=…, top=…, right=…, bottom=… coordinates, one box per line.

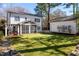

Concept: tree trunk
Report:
left=47, top=3, right=50, bottom=30
left=76, top=3, right=78, bottom=16
left=73, top=3, right=78, bottom=16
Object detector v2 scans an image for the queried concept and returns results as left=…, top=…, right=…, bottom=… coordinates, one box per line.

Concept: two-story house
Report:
left=5, top=11, right=43, bottom=36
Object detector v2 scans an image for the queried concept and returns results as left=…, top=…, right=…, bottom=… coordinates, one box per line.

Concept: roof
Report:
left=7, top=11, right=42, bottom=17
left=22, top=21, right=36, bottom=24
left=17, top=21, right=36, bottom=25
left=50, top=15, right=77, bottom=22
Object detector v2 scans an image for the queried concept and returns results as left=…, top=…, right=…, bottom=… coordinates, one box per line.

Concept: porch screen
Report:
left=22, top=25, right=29, bottom=34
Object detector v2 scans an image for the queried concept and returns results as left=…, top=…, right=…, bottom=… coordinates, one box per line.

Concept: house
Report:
left=5, top=11, right=43, bottom=36
left=50, top=16, right=78, bottom=34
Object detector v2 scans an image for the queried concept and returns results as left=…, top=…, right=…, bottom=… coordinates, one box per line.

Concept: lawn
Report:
left=7, top=33, right=79, bottom=56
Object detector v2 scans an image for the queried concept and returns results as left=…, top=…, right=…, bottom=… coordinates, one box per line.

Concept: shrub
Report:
left=0, top=31, right=4, bottom=40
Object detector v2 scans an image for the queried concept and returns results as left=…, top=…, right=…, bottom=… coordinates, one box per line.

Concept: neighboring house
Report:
left=50, top=16, right=78, bottom=34
left=5, top=11, right=43, bottom=36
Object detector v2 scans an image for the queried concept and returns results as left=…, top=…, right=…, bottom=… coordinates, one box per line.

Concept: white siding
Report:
left=50, top=20, right=77, bottom=34
left=10, top=17, right=25, bottom=24
left=9, top=13, right=42, bottom=23
left=8, top=13, right=42, bottom=32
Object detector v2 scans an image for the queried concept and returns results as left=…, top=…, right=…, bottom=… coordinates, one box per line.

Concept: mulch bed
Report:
left=0, top=39, right=21, bottom=56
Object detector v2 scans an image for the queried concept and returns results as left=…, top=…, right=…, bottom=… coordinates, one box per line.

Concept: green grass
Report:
left=7, top=33, right=79, bottom=56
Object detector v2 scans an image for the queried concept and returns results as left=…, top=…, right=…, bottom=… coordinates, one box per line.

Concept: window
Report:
left=25, top=17, right=27, bottom=21
left=35, top=18, right=40, bottom=22
left=15, top=16, right=20, bottom=21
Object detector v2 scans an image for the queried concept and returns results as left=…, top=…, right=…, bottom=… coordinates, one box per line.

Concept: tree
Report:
left=63, top=3, right=79, bottom=16
left=0, top=19, right=6, bottom=35
left=43, top=9, right=66, bottom=30
left=42, top=14, right=54, bottom=30
left=0, top=6, right=30, bottom=20
left=5, top=6, right=29, bottom=13
left=35, top=3, right=61, bottom=30
left=52, top=9, right=66, bottom=17
left=63, top=3, right=79, bottom=32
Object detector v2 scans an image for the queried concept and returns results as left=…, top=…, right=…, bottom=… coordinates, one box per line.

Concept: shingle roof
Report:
left=17, top=21, right=36, bottom=25
left=7, top=11, right=42, bottom=17
left=50, top=15, right=77, bottom=22
left=22, top=21, right=36, bottom=24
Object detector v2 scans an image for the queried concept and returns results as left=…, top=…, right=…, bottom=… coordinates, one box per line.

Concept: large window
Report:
left=57, top=25, right=71, bottom=33
left=15, top=16, right=20, bottom=21
left=35, top=18, right=40, bottom=22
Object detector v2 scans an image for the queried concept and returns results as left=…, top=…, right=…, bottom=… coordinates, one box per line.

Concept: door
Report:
left=12, top=25, right=18, bottom=35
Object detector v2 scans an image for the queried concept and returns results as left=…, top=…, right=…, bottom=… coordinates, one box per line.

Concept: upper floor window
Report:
left=25, top=17, right=27, bottom=21
left=15, top=16, right=20, bottom=21
left=35, top=18, right=40, bottom=22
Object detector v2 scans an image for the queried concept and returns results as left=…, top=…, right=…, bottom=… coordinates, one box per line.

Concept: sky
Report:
left=0, top=3, right=73, bottom=16
left=0, top=3, right=37, bottom=13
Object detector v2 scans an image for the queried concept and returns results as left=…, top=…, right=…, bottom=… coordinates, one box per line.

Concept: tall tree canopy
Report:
left=35, top=3, right=61, bottom=16
left=52, top=9, right=66, bottom=17
left=42, top=9, right=66, bottom=30
left=35, top=3, right=61, bottom=30
left=63, top=3, right=79, bottom=16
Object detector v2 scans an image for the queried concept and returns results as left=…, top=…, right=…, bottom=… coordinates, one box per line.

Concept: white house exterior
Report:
left=5, top=11, right=43, bottom=36
left=50, top=16, right=78, bottom=34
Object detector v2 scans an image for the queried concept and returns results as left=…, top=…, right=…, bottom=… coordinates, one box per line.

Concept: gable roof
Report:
left=7, top=11, right=42, bottom=17
left=50, top=15, right=77, bottom=22
left=16, top=20, right=36, bottom=25
left=22, top=21, right=36, bottom=24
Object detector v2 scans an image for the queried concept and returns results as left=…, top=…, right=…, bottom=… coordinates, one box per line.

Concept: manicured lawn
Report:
left=7, top=33, right=79, bottom=56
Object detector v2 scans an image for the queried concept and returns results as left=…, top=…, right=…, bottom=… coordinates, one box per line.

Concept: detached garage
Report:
left=50, top=16, right=77, bottom=34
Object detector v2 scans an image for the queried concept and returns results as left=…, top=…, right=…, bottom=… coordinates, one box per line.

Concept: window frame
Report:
left=35, top=18, right=40, bottom=22
left=15, top=16, right=20, bottom=21
left=25, top=17, right=27, bottom=21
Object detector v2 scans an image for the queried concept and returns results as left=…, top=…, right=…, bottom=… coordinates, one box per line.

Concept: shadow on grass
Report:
left=6, top=36, right=30, bottom=45
left=17, top=43, right=78, bottom=56
left=6, top=33, right=79, bottom=56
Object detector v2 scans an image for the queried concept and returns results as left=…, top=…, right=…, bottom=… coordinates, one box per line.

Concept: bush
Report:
left=0, top=31, right=4, bottom=40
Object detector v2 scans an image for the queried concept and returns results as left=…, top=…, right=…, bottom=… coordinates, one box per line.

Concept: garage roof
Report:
left=50, top=15, right=78, bottom=22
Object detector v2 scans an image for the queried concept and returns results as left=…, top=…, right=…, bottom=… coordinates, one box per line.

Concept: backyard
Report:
left=6, top=33, right=79, bottom=56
